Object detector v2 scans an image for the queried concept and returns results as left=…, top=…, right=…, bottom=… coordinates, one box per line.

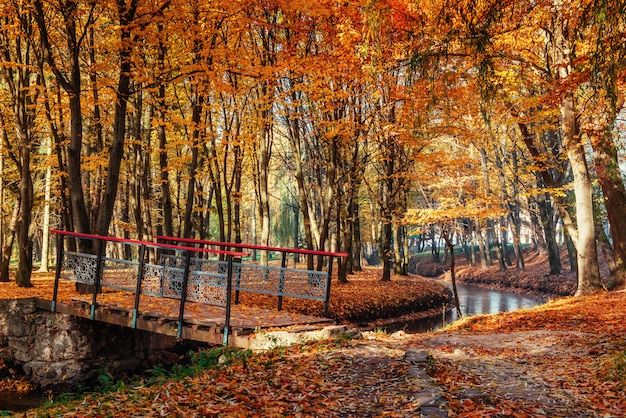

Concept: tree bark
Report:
left=352, top=201, right=363, bottom=271
left=0, top=202, right=19, bottom=282
left=561, top=92, right=601, bottom=295
left=37, top=139, right=53, bottom=272
left=182, top=93, right=202, bottom=239
left=442, top=228, right=462, bottom=318
left=94, top=0, right=138, bottom=237
left=257, top=120, right=272, bottom=265
left=16, top=98, right=34, bottom=288
left=592, top=127, right=626, bottom=289
left=155, top=27, right=173, bottom=238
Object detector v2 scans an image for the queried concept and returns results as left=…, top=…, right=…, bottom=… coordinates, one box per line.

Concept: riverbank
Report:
left=454, top=247, right=579, bottom=298
left=414, top=246, right=601, bottom=298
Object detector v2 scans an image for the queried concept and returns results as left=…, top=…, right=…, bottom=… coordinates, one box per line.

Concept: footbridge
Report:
left=44, top=230, right=348, bottom=349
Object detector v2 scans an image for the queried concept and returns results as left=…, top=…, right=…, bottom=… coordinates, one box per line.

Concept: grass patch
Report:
left=602, top=349, right=626, bottom=388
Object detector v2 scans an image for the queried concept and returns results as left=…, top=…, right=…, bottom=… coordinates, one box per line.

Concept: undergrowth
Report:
left=602, top=349, right=626, bottom=389
left=46, top=346, right=252, bottom=408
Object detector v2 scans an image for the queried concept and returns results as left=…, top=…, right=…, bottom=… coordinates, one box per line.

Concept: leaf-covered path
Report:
left=26, top=290, right=626, bottom=417
left=407, top=290, right=626, bottom=417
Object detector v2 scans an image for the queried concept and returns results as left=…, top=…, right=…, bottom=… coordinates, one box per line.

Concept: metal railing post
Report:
left=324, top=256, right=334, bottom=318
left=52, top=234, right=65, bottom=312
left=176, top=250, right=193, bottom=338
left=278, top=252, right=287, bottom=311
left=132, top=244, right=147, bottom=328
left=234, top=250, right=242, bottom=305
left=223, top=255, right=233, bottom=346
left=90, top=239, right=106, bottom=320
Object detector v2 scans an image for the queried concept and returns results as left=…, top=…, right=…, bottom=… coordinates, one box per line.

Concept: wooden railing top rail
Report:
left=51, top=230, right=249, bottom=258
left=155, top=235, right=349, bottom=258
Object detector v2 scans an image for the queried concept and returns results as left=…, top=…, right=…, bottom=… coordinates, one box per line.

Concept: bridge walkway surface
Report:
left=46, top=230, right=348, bottom=349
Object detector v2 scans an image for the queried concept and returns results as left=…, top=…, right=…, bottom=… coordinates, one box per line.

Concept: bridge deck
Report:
left=36, top=291, right=336, bottom=349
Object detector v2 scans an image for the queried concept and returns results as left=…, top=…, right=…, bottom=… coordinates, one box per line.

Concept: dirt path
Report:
left=324, top=326, right=618, bottom=417
left=411, top=331, right=597, bottom=415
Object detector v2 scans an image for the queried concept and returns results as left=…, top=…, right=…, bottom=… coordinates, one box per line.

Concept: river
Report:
left=382, top=283, right=547, bottom=334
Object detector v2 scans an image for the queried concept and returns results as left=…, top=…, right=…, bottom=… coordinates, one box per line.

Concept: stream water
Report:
left=0, top=390, right=47, bottom=413
left=382, top=283, right=546, bottom=334
left=0, top=284, right=546, bottom=412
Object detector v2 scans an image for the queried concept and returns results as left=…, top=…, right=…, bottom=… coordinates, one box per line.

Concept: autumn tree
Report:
left=578, top=0, right=626, bottom=290
left=0, top=1, right=44, bottom=287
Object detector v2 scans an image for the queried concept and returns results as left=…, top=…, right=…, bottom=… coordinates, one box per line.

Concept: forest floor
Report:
left=3, top=247, right=626, bottom=416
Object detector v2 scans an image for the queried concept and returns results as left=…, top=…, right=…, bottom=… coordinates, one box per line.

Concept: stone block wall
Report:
left=0, top=298, right=192, bottom=389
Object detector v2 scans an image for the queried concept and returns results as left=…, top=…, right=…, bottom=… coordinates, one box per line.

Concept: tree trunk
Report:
left=0, top=202, right=19, bottom=282
left=500, top=217, right=512, bottom=266
left=336, top=192, right=349, bottom=283
left=509, top=151, right=525, bottom=270
left=0, top=128, right=4, bottom=280
left=292, top=199, right=299, bottom=266
left=393, top=224, right=403, bottom=275
left=468, top=221, right=477, bottom=267
left=492, top=225, right=507, bottom=271
left=402, top=225, right=410, bottom=275
left=183, top=93, right=202, bottom=239
left=475, top=223, right=488, bottom=269
left=286, top=100, right=315, bottom=269
left=529, top=199, right=545, bottom=253
left=431, top=226, right=441, bottom=263
left=442, top=229, right=462, bottom=318
left=538, top=191, right=562, bottom=274
left=156, top=33, right=173, bottom=238
left=597, top=226, right=616, bottom=281
left=87, top=27, right=104, bottom=224
left=132, top=97, right=144, bottom=240
left=233, top=143, right=244, bottom=245
left=592, top=127, right=626, bottom=289
left=35, top=0, right=91, bottom=239
left=37, top=139, right=53, bottom=272
left=561, top=92, right=601, bottom=295
left=16, top=118, right=34, bottom=288
left=257, top=121, right=272, bottom=265
left=140, top=100, right=153, bottom=243
left=550, top=4, right=601, bottom=295
left=352, top=201, right=363, bottom=271
left=93, top=0, right=137, bottom=237
left=485, top=220, right=495, bottom=267
left=316, top=137, right=337, bottom=271
left=508, top=213, right=525, bottom=271
left=380, top=137, right=395, bottom=282
left=564, top=229, right=577, bottom=273
left=381, top=219, right=392, bottom=282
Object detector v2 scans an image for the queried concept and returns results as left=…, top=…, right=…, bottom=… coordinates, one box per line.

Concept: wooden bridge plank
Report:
left=35, top=295, right=335, bottom=348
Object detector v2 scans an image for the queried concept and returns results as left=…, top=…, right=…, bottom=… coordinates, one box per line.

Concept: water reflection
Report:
left=0, top=391, right=45, bottom=412
left=384, top=284, right=545, bottom=334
